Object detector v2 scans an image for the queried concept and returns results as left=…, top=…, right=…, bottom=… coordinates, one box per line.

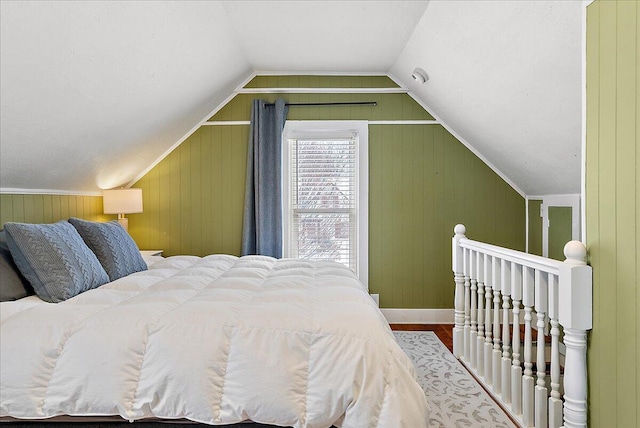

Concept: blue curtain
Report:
left=241, top=99, right=288, bottom=257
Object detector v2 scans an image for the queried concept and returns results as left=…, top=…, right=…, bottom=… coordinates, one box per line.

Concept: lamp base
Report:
left=117, top=216, right=128, bottom=231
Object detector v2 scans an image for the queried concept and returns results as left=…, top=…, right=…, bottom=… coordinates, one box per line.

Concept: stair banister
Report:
left=452, top=225, right=592, bottom=428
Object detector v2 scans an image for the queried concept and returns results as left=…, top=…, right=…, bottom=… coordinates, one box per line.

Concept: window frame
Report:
left=282, top=120, right=369, bottom=288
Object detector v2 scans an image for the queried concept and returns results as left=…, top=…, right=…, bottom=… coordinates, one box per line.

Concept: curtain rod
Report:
left=264, top=101, right=377, bottom=107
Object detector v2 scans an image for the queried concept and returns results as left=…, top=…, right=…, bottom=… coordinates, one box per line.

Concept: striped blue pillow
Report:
left=4, top=221, right=109, bottom=303
left=68, top=218, right=147, bottom=281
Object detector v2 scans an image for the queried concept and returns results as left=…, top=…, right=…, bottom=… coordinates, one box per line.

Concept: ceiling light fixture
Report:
left=411, top=68, right=428, bottom=84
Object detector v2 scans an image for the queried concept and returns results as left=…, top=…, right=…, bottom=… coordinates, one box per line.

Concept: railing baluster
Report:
left=535, top=269, right=549, bottom=428
left=477, top=253, right=485, bottom=377
left=522, top=266, right=535, bottom=426
left=511, top=262, right=523, bottom=416
left=501, top=259, right=512, bottom=404
left=484, top=254, right=493, bottom=383
left=492, top=256, right=502, bottom=394
left=470, top=251, right=478, bottom=369
left=464, top=248, right=471, bottom=362
left=548, top=274, right=562, bottom=428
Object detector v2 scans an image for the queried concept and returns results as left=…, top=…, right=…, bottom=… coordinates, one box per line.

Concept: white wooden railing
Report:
left=452, top=224, right=592, bottom=428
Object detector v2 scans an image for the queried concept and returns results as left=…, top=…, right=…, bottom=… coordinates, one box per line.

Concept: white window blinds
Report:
left=287, top=136, right=358, bottom=270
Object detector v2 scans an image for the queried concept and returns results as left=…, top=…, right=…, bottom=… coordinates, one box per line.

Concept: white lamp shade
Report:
left=103, top=188, right=143, bottom=214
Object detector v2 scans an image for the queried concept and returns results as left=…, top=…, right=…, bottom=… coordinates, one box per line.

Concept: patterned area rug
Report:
left=394, top=331, right=516, bottom=428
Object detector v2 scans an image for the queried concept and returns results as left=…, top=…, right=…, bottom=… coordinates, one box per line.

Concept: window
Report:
left=283, top=121, right=368, bottom=286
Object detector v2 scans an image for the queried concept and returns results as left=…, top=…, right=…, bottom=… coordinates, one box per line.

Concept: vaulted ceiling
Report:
left=0, top=0, right=583, bottom=196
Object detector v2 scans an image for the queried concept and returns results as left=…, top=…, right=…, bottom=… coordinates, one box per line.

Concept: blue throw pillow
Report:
left=0, top=229, right=34, bottom=301
left=4, top=221, right=110, bottom=303
left=68, top=218, right=147, bottom=281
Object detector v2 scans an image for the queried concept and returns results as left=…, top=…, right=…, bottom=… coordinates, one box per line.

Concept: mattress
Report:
left=0, top=255, right=429, bottom=427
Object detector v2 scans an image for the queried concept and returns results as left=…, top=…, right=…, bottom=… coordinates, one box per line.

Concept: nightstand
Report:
left=140, top=250, right=163, bottom=257
left=140, top=250, right=164, bottom=268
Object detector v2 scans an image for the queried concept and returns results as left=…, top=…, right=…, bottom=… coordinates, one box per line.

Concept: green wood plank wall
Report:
left=211, top=93, right=433, bottom=122
left=369, top=125, right=524, bottom=308
left=528, top=199, right=543, bottom=256
left=130, top=75, right=525, bottom=309
left=130, top=125, right=248, bottom=257
left=548, top=206, right=573, bottom=261
left=244, top=75, right=399, bottom=88
left=586, top=1, right=639, bottom=427
left=0, top=194, right=111, bottom=226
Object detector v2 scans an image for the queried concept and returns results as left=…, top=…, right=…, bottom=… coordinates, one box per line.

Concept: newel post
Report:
left=559, top=241, right=592, bottom=428
left=452, top=224, right=466, bottom=358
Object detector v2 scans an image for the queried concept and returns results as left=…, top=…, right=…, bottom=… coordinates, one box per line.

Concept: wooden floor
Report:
left=390, top=323, right=453, bottom=352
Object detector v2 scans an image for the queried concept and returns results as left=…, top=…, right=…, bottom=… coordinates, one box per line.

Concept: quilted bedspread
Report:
left=0, top=255, right=430, bottom=427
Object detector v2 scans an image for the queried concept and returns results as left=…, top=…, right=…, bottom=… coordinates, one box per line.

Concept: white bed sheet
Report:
left=0, top=255, right=429, bottom=427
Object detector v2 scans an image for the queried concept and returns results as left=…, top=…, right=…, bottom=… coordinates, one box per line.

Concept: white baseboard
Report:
left=381, top=308, right=454, bottom=324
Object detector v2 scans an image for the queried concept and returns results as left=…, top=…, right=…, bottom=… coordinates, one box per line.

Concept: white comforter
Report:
left=0, top=255, right=429, bottom=427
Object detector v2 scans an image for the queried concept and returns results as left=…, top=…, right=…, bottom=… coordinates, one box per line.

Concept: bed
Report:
left=0, top=220, right=430, bottom=427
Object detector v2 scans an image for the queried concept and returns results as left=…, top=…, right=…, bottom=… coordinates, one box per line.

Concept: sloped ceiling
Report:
left=0, top=1, right=252, bottom=193
left=222, top=1, right=429, bottom=72
left=1, top=0, right=583, bottom=196
left=392, top=0, right=583, bottom=195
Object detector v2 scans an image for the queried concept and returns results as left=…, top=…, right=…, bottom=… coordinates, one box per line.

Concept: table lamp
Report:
left=103, top=188, right=143, bottom=231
